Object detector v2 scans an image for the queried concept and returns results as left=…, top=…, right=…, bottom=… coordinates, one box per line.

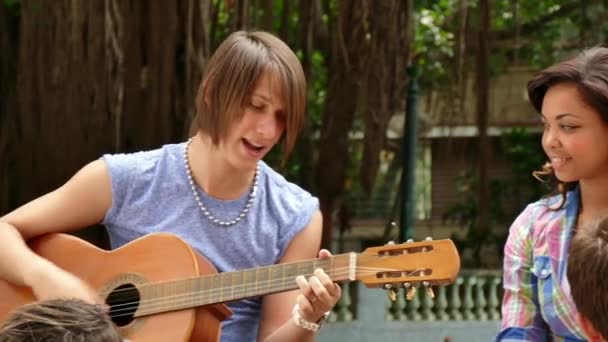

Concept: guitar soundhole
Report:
left=105, top=283, right=140, bottom=327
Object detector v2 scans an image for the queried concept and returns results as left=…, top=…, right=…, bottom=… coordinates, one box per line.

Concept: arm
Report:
left=496, top=206, right=548, bottom=342
left=0, top=160, right=112, bottom=302
left=258, top=210, right=341, bottom=342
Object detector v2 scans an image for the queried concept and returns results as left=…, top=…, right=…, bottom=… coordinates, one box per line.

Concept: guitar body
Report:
left=0, top=233, right=231, bottom=342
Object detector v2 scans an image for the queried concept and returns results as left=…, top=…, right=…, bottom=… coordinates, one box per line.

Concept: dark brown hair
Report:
left=568, top=215, right=608, bottom=340
left=195, top=30, right=306, bottom=160
left=528, top=47, right=608, bottom=208
left=0, top=299, right=121, bottom=342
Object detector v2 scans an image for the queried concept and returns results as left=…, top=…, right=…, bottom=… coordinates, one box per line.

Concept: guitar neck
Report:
left=135, top=253, right=357, bottom=317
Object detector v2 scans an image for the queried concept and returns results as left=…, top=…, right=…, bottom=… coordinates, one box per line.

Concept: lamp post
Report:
left=400, top=63, right=419, bottom=242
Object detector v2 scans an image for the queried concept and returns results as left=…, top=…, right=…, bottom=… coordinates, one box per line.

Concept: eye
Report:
left=560, top=124, right=578, bottom=131
left=249, top=102, right=265, bottom=111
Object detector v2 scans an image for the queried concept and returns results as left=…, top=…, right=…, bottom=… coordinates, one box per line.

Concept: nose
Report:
left=256, top=113, right=280, bottom=138
left=542, top=127, right=561, bottom=149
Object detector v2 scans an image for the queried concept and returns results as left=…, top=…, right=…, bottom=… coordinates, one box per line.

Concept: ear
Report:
left=579, top=313, right=606, bottom=342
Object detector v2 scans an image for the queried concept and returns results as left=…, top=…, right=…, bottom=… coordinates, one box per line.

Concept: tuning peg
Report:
left=403, top=282, right=417, bottom=300
left=425, top=237, right=433, bottom=241
left=423, top=281, right=435, bottom=299
left=406, top=238, right=414, bottom=243
left=406, top=286, right=417, bottom=300
left=381, top=241, right=395, bottom=256
left=387, top=288, right=397, bottom=302
left=384, top=284, right=397, bottom=302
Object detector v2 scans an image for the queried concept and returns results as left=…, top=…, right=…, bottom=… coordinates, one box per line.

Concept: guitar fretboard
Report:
left=134, top=253, right=356, bottom=317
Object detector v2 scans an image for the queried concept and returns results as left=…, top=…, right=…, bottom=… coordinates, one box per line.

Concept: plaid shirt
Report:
left=496, top=188, right=587, bottom=342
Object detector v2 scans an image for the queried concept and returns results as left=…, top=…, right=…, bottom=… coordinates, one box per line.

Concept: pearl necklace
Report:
left=184, top=138, right=259, bottom=227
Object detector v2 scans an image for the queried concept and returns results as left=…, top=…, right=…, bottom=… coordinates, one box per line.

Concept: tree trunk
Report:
left=0, top=3, right=20, bottom=215
left=279, top=0, right=290, bottom=42
left=315, top=0, right=366, bottom=250
left=261, top=0, right=274, bottom=31
left=294, top=0, right=314, bottom=189
left=359, top=1, right=404, bottom=194
left=16, top=1, right=113, bottom=206
left=476, top=0, right=491, bottom=246
left=4, top=1, right=211, bottom=246
left=455, top=0, right=469, bottom=115
left=235, top=0, right=249, bottom=30
left=12, top=1, right=115, bottom=245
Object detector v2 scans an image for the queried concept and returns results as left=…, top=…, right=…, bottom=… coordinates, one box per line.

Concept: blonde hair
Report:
left=195, top=31, right=307, bottom=160
left=0, top=299, right=121, bottom=342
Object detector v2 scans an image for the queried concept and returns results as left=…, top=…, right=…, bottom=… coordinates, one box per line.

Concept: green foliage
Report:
left=412, top=0, right=604, bottom=90
left=500, top=127, right=547, bottom=202
left=307, top=50, right=327, bottom=131
left=414, top=1, right=455, bottom=88
left=443, top=128, right=546, bottom=267
left=492, top=0, right=608, bottom=69
left=2, top=0, right=20, bottom=16
left=442, top=171, right=509, bottom=268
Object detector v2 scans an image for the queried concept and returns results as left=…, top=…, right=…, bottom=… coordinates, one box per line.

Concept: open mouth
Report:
left=242, top=138, right=265, bottom=153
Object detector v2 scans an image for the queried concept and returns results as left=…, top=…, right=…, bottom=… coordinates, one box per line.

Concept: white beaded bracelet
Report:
left=291, top=304, right=330, bottom=332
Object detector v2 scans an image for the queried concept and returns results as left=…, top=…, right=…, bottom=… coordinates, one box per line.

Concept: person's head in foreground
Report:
left=568, top=215, right=608, bottom=342
left=0, top=299, right=121, bottom=342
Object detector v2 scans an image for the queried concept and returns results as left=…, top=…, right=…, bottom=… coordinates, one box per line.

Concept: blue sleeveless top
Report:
left=101, top=142, right=319, bottom=342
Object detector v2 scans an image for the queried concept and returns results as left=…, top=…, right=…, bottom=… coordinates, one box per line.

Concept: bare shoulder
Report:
left=1, top=159, right=112, bottom=240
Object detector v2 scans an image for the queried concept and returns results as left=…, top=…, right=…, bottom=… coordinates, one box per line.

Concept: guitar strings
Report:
left=110, top=267, right=432, bottom=319
left=106, top=265, right=421, bottom=301
left=103, top=267, right=432, bottom=319
left=103, top=261, right=432, bottom=310
left=104, top=251, right=433, bottom=299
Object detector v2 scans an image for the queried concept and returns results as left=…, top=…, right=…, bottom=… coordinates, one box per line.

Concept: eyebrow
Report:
left=538, top=113, right=580, bottom=119
left=251, top=93, right=271, bottom=102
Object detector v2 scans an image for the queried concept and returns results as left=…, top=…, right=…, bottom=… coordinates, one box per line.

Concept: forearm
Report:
left=261, top=318, right=316, bottom=342
left=0, top=221, right=52, bottom=286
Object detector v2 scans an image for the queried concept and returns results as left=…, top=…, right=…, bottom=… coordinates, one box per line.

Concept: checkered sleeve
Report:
left=495, top=204, right=548, bottom=341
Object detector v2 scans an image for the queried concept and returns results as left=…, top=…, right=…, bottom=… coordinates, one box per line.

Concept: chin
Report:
left=554, top=172, right=578, bottom=183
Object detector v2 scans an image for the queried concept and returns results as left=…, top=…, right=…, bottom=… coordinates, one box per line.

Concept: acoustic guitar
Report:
left=0, top=233, right=460, bottom=341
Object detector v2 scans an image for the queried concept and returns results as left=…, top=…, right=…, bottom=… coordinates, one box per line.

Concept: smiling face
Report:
left=218, top=70, right=286, bottom=171
left=541, top=82, right=608, bottom=183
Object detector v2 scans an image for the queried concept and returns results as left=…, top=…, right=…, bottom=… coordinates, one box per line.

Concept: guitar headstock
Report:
left=356, top=238, right=460, bottom=297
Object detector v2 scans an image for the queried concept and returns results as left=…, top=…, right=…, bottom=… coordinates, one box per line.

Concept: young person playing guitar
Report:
left=0, top=31, right=341, bottom=342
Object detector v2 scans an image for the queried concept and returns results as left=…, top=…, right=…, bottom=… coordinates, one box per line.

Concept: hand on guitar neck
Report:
left=294, top=249, right=342, bottom=324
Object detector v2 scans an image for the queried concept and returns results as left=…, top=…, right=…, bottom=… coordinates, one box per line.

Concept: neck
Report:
left=187, top=135, right=256, bottom=200
left=578, top=178, right=608, bottom=223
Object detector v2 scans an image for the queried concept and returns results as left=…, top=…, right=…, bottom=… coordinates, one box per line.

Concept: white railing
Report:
left=330, top=269, right=503, bottom=322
